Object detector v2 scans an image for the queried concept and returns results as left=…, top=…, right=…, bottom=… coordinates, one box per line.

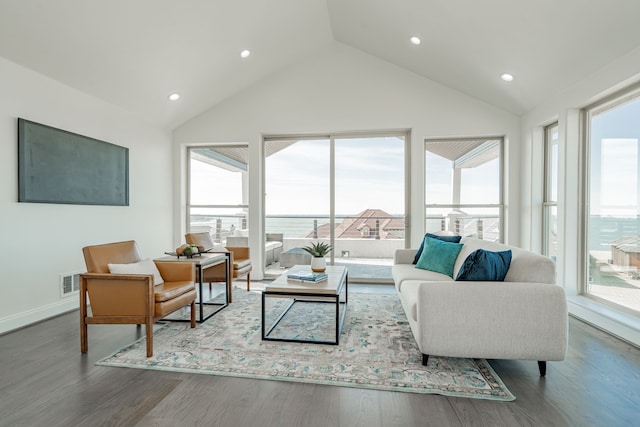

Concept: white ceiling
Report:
left=1, top=0, right=640, bottom=129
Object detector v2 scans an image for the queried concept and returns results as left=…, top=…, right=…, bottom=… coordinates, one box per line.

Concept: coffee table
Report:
left=261, top=265, right=348, bottom=345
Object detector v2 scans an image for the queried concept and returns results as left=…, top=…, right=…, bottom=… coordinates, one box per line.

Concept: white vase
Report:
left=310, top=257, right=326, bottom=272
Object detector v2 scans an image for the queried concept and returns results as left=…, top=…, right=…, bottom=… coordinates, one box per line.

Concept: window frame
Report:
left=262, top=130, right=411, bottom=275
left=186, top=144, right=250, bottom=238
left=424, top=136, right=505, bottom=242
left=543, top=122, right=559, bottom=259
left=580, top=82, right=640, bottom=316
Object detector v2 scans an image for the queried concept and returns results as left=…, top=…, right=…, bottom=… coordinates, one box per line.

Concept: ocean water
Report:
left=265, top=216, right=331, bottom=238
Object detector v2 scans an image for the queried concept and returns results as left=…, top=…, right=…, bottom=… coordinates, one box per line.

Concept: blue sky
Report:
left=591, top=96, right=640, bottom=217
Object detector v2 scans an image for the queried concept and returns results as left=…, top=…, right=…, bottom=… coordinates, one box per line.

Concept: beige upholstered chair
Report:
left=185, top=232, right=252, bottom=301
left=80, top=240, right=196, bottom=357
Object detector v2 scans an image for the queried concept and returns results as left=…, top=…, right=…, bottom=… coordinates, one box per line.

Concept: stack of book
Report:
left=286, top=271, right=329, bottom=283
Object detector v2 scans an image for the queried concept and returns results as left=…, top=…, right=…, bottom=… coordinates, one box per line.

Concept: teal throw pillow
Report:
left=455, top=249, right=512, bottom=281
left=412, top=233, right=462, bottom=264
left=415, top=236, right=464, bottom=277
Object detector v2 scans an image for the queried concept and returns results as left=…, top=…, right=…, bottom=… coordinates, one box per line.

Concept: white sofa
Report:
left=392, top=237, right=568, bottom=376
left=226, top=233, right=283, bottom=265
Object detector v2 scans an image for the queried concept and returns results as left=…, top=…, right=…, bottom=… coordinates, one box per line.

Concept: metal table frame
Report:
left=156, top=252, right=231, bottom=323
left=261, top=268, right=348, bottom=345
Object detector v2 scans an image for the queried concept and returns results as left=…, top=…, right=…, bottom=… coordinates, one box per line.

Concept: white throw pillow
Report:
left=108, top=258, right=164, bottom=285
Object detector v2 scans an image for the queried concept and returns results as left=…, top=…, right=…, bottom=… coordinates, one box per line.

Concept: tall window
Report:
left=584, top=88, right=640, bottom=315
left=187, top=146, right=249, bottom=243
left=544, top=123, right=559, bottom=260
left=425, top=137, right=504, bottom=241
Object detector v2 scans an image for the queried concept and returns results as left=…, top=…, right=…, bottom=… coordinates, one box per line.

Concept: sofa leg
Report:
left=538, top=361, right=547, bottom=376
left=247, top=273, right=251, bottom=292
left=422, top=354, right=429, bottom=366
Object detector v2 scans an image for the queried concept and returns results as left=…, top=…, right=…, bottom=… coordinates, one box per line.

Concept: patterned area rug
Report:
left=97, top=288, right=515, bottom=401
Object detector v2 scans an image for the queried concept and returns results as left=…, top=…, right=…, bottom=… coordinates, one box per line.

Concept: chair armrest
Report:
left=154, top=261, right=195, bottom=282
left=226, top=246, right=249, bottom=260
left=80, top=273, right=153, bottom=316
left=394, top=249, right=417, bottom=264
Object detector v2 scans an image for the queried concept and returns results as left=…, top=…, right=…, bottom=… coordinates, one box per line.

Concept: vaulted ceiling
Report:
left=1, top=0, right=639, bottom=129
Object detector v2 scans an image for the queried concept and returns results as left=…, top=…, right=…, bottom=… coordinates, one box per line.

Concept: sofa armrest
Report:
left=154, top=261, right=195, bottom=282
left=417, top=281, right=568, bottom=361
left=266, top=233, right=283, bottom=243
left=394, top=249, right=417, bottom=265
left=226, top=236, right=248, bottom=247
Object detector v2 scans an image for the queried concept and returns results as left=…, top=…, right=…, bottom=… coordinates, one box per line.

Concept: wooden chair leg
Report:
left=80, top=317, right=88, bottom=353
left=79, top=287, right=88, bottom=353
left=146, top=320, right=153, bottom=357
left=246, top=273, right=251, bottom=291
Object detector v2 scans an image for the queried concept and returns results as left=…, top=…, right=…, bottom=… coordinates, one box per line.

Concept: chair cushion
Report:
left=154, top=281, right=195, bottom=302
left=108, top=258, right=164, bottom=285
left=233, top=259, right=252, bottom=270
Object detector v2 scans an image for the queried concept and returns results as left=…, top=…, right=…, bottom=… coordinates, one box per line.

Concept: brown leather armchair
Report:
left=185, top=232, right=252, bottom=300
left=80, top=240, right=197, bottom=357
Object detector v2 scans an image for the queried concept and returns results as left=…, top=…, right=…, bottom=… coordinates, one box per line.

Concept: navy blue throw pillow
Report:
left=413, top=233, right=462, bottom=264
left=455, top=249, right=512, bottom=281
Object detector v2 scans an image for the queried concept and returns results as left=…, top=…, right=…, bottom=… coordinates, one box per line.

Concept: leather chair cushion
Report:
left=234, top=259, right=252, bottom=270
left=154, top=281, right=195, bottom=302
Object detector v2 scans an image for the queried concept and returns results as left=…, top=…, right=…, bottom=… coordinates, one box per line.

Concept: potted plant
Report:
left=303, top=241, right=332, bottom=272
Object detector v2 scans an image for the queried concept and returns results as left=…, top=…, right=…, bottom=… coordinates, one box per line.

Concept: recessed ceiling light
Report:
left=501, top=73, right=514, bottom=82
left=410, top=36, right=421, bottom=45
left=168, top=93, right=180, bottom=101
left=240, top=49, right=251, bottom=58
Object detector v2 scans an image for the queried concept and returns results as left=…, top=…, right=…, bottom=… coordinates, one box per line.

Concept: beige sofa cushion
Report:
left=392, top=264, right=452, bottom=292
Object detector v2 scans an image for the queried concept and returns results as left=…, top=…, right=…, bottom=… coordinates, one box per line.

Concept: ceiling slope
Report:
left=1, top=1, right=640, bottom=128
left=327, top=0, right=640, bottom=115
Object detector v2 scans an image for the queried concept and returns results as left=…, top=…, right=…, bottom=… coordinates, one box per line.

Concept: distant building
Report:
left=307, top=209, right=404, bottom=239
left=610, top=235, right=640, bottom=269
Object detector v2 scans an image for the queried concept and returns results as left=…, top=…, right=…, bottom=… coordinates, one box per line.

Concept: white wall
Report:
left=174, top=42, right=521, bottom=278
left=0, top=57, right=174, bottom=334
left=520, top=46, right=640, bottom=346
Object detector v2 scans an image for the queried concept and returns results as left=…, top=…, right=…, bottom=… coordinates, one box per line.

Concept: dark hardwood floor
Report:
left=1, top=284, right=639, bottom=427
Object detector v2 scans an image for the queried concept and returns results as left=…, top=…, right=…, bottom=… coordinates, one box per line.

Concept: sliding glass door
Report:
left=265, top=133, right=407, bottom=282
left=333, top=136, right=405, bottom=280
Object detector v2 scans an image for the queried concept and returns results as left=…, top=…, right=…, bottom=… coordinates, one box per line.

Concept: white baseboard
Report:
left=0, top=297, right=78, bottom=335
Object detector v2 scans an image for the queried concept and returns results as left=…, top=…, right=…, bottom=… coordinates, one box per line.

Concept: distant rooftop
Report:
left=306, top=209, right=404, bottom=240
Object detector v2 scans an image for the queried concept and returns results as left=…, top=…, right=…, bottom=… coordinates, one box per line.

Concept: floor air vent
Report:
left=60, top=272, right=81, bottom=298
